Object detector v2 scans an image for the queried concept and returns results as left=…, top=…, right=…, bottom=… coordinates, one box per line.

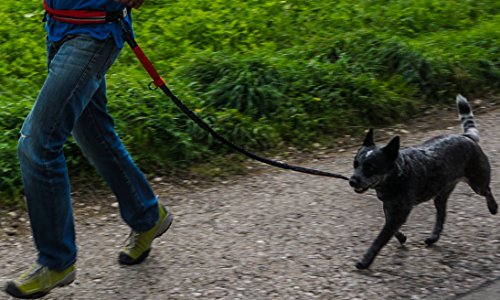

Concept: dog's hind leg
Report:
left=476, top=186, right=498, bottom=215
left=484, top=187, right=498, bottom=215
left=356, top=205, right=411, bottom=269
left=469, top=185, right=498, bottom=214
left=466, top=158, right=498, bottom=215
left=425, top=187, right=455, bottom=246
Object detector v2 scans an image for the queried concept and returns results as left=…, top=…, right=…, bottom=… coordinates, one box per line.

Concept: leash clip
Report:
left=148, top=81, right=158, bottom=90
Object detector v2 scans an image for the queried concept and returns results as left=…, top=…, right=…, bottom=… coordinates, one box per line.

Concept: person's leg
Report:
left=17, top=35, right=120, bottom=270
left=72, top=79, right=158, bottom=232
left=73, top=79, right=172, bottom=265
left=7, top=34, right=122, bottom=299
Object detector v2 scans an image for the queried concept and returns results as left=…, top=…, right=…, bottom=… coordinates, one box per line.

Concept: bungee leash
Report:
left=119, top=24, right=348, bottom=180
left=42, top=2, right=349, bottom=181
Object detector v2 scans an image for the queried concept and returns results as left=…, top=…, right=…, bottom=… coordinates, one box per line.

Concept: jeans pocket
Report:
left=48, top=34, right=78, bottom=49
left=47, top=34, right=80, bottom=67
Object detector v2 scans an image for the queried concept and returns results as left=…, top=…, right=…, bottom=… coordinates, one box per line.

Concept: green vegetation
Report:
left=1, top=0, right=499, bottom=206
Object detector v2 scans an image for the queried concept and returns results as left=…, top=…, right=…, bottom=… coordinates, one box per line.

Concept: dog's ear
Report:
left=383, top=136, right=400, bottom=161
left=363, top=129, right=375, bottom=147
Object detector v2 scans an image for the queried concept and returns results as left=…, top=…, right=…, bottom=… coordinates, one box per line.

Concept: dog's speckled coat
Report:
left=349, top=95, right=498, bottom=269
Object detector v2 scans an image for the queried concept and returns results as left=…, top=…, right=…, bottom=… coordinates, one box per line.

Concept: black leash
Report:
left=120, top=23, right=349, bottom=181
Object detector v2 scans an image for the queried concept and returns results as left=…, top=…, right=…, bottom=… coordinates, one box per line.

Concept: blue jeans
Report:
left=18, top=35, right=159, bottom=270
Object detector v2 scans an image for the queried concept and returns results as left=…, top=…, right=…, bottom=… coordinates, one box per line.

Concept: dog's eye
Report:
left=354, top=160, right=359, bottom=168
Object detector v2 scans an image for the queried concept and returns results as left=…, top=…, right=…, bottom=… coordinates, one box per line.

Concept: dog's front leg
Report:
left=356, top=205, right=411, bottom=270
left=384, top=207, right=407, bottom=245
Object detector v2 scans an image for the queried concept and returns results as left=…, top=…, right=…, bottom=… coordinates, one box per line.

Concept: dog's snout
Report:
left=349, top=176, right=360, bottom=187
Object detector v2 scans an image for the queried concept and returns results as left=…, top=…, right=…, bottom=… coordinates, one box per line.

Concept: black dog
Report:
left=349, top=95, right=498, bottom=269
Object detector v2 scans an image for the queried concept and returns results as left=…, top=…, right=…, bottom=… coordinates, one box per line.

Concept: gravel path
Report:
left=1, top=104, right=499, bottom=299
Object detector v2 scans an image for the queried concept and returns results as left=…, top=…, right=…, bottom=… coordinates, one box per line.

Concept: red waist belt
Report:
left=43, top=0, right=128, bottom=24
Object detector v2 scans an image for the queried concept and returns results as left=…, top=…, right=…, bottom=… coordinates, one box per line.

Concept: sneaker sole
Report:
left=119, top=209, right=173, bottom=265
left=5, top=270, right=75, bottom=299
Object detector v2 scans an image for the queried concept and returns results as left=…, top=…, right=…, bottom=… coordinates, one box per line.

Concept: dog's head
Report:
left=349, top=129, right=400, bottom=193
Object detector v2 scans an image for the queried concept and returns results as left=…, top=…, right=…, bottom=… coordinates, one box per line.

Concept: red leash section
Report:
left=122, top=30, right=166, bottom=88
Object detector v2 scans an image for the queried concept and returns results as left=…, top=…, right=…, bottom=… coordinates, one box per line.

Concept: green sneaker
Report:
left=119, top=204, right=173, bottom=265
left=4, top=263, right=75, bottom=299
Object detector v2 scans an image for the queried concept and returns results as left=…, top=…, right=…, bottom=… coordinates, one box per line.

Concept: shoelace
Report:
left=124, top=231, right=149, bottom=251
left=18, top=264, right=51, bottom=289
left=18, top=265, right=42, bottom=283
left=124, top=231, right=139, bottom=249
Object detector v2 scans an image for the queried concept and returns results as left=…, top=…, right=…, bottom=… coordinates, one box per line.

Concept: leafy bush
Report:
left=182, top=52, right=285, bottom=118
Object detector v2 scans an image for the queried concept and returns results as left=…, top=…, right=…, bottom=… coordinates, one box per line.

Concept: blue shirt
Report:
left=45, top=0, right=133, bottom=48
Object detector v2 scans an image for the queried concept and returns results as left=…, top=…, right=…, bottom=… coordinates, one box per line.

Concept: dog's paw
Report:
left=395, top=233, right=407, bottom=245
left=424, top=237, right=437, bottom=246
left=488, top=202, right=498, bottom=215
left=355, top=261, right=370, bottom=270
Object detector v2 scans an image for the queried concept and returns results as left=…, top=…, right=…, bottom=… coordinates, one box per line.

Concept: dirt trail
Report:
left=1, top=102, right=499, bottom=299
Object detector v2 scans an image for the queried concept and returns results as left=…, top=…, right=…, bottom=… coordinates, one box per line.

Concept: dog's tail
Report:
left=456, top=94, right=480, bottom=142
